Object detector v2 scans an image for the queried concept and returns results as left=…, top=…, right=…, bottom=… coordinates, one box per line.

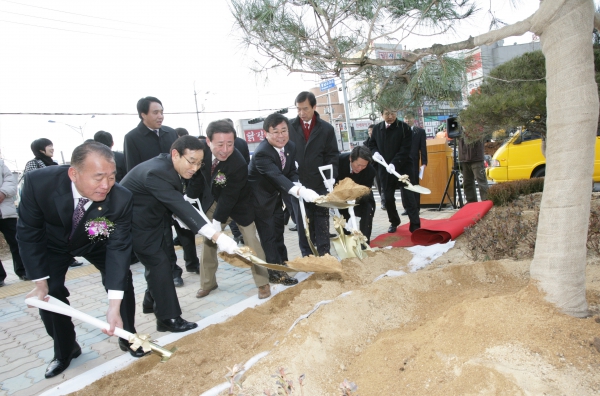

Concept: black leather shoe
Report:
left=173, top=237, right=181, bottom=246
left=45, top=343, right=81, bottom=378
left=157, top=316, right=198, bottom=333
left=381, top=204, right=386, bottom=211
left=401, top=210, right=408, bottom=216
left=19, top=275, right=29, bottom=281
left=70, top=260, right=83, bottom=268
left=289, top=225, right=297, bottom=231
left=388, top=225, right=398, bottom=233
left=119, top=338, right=151, bottom=358
left=0, top=280, right=4, bottom=287
left=186, top=266, right=200, bottom=274
left=269, top=270, right=298, bottom=285
left=173, top=277, right=184, bottom=287
left=142, top=304, right=155, bottom=314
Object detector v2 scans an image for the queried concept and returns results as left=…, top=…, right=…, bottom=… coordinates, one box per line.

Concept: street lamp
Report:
left=48, top=115, right=95, bottom=142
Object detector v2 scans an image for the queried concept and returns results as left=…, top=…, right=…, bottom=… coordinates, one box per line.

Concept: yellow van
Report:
left=487, top=129, right=600, bottom=183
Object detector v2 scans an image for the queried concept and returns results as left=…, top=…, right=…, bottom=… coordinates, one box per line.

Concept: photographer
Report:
left=457, top=136, right=489, bottom=203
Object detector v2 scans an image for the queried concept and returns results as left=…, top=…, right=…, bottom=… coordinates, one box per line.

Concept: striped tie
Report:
left=280, top=150, right=286, bottom=169
left=70, top=198, right=89, bottom=238
left=211, top=159, right=219, bottom=175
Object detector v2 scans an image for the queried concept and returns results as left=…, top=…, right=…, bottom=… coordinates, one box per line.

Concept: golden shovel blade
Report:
left=404, top=182, right=431, bottom=194
left=314, top=200, right=358, bottom=209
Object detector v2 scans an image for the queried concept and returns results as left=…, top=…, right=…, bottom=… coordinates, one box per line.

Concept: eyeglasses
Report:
left=267, top=130, right=289, bottom=136
left=182, top=155, right=203, bottom=168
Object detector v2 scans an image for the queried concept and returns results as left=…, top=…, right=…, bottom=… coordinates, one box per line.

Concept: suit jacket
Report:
left=188, top=146, right=254, bottom=226
left=235, top=137, right=251, bottom=164
left=410, top=126, right=428, bottom=170
left=337, top=152, right=377, bottom=189
left=368, top=119, right=413, bottom=174
left=114, top=151, right=126, bottom=182
left=248, top=139, right=298, bottom=212
left=120, top=154, right=208, bottom=255
left=289, top=111, right=339, bottom=195
left=17, top=166, right=133, bottom=291
left=123, top=122, right=178, bottom=172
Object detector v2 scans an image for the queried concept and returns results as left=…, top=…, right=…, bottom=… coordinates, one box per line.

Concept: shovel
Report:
left=318, top=165, right=351, bottom=257
left=298, top=196, right=320, bottom=256
left=372, top=153, right=431, bottom=194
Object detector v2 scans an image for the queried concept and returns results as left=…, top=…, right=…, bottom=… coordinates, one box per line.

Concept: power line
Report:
left=0, top=0, right=171, bottom=30
left=0, top=19, right=138, bottom=39
left=0, top=10, right=149, bottom=34
left=0, top=108, right=293, bottom=116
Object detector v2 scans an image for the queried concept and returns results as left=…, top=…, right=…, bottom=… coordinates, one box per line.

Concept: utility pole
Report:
left=340, top=69, right=353, bottom=145
left=193, top=82, right=202, bottom=136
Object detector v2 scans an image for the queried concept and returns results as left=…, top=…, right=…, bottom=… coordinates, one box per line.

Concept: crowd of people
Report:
left=2, top=93, right=488, bottom=379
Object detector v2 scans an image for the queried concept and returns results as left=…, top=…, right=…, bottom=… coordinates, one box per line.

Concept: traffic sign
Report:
left=320, top=79, right=336, bottom=91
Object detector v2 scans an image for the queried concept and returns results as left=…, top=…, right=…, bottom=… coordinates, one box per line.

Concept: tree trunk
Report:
left=529, top=0, right=598, bottom=317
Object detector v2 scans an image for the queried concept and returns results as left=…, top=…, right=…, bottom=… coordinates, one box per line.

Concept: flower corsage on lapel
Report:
left=84, top=217, right=115, bottom=242
left=214, top=171, right=227, bottom=187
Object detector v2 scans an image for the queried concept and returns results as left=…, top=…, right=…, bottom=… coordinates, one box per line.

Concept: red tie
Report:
left=303, top=122, right=311, bottom=142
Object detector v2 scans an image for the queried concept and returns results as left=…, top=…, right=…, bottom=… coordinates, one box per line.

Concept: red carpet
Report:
left=370, top=200, right=493, bottom=248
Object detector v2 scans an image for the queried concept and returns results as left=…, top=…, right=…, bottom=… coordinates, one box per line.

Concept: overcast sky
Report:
left=0, top=0, right=554, bottom=170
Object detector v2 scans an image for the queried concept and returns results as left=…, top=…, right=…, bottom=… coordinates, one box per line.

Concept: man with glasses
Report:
left=187, top=120, right=271, bottom=300
left=121, top=136, right=238, bottom=332
left=248, top=113, right=320, bottom=285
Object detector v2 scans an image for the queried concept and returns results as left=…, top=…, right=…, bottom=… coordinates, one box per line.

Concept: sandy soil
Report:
left=71, top=232, right=600, bottom=395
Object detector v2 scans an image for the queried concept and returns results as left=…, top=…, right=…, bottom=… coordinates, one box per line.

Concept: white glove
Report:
left=298, top=187, right=320, bottom=203
left=216, top=233, right=239, bottom=255
left=212, top=219, right=221, bottom=230
left=198, top=223, right=218, bottom=239
left=372, top=152, right=384, bottom=164
left=183, top=194, right=195, bottom=204
left=386, top=163, right=395, bottom=174
left=323, top=178, right=335, bottom=192
left=288, top=185, right=301, bottom=198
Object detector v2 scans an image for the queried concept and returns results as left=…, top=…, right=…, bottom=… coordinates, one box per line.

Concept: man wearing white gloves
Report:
left=249, top=113, right=321, bottom=285
left=121, top=136, right=235, bottom=332
left=186, top=120, right=271, bottom=299
left=368, top=108, right=421, bottom=233
left=289, top=91, right=339, bottom=256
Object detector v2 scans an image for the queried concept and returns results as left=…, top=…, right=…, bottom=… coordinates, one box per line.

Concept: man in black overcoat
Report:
left=123, top=96, right=184, bottom=285
left=17, top=142, right=146, bottom=379
left=404, top=112, right=428, bottom=212
left=337, top=146, right=377, bottom=243
left=248, top=113, right=320, bottom=284
left=368, top=108, right=421, bottom=233
left=288, top=91, right=339, bottom=256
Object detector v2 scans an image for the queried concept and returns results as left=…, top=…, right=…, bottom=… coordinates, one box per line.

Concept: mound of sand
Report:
left=73, top=243, right=600, bottom=395
left=323, top=178, right=371, bottom=202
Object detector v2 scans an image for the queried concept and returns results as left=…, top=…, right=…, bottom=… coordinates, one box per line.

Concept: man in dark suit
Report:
left=123, top=96, right=184, bottom=287
left=289, top=91, right=339, bottom=256
left=368, top=108, right=420, bottom=233
left=17, top=142, right=147, bottom=379
left=404, top=112, right=428, bottom=212
left=337, top=146, right=377, bottom=244
left=121, top=136, right=238, bottom=332
left=93, top=131, right=126, bottom=182
left=224, top=118, right=250, bottom=245
left=363, top=124, right=385, bottom=210
left=187, top=120, right=271, bottom=300
left=248, top=113, right=320, bottom=284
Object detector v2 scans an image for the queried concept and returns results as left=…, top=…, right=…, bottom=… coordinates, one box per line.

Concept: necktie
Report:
left=154, top=129, right=160, bottom=136
left=279, top=150, right=286, bottom=169
left=71, top=198, right=89, bottom=238
left=304, top=122, right=310, bottom=130
left=211, top=158, right=219, bottom=175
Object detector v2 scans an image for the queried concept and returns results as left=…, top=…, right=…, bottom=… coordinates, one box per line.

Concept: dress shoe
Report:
left=19, top=275, right=29, bottom=281
left=173, top=236, right=181, bottom=246
left=173, top=276, right=184, bottom=287
left=45, top=343, right=81, bottom=378
left=381, top=204, right=386, bottom=210
left=0, top=280, right=4, bottom=287
left=118, top=337, right=151, bottom=358
left=288, top=224, right=297, bottom=231
left=70, top=260, right=83, bottom=268
left=157, top=316, right=198, bottom=332
left=196, top=284, right=218, bottom=298
left=409, top=223, right=421, bottom=233
left=186, top=266, right=200, bottom=274
left=258, top=284, right=271, bottom=299
left=388, top=225, right=398, bottom=233
left=233, top=235, right=244, bottom=245
left=268, top=270, right=298, bottom=285
left=401, top=210, right=408, bottom=216
left=142, top=304, right=155, bottom=314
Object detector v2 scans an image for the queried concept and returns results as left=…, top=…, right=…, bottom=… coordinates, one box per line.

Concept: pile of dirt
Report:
left=285, top=254, right=343, bottom=274
left=323, top=178, right=371, bottom=202
left=73, top=239, right=600, bottom=395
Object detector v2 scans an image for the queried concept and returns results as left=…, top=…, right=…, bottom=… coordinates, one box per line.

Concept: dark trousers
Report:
left=339, top=194, right=376, bottom=243
left=165, top=226, right=183, bottom=278
left=254, top=195, right=288, bottom=264
left=228, top=220, right=243, bottom=240
left=41, top=247, right=136, bottom=360
left=138, top=227, right=183, bottom=321
left=380, top=169, right=420, bottom=228
left=411, top=164, right=421, bottom=211
left=374, top=164, right=385, bottom=205
left=0, top=218, right=25, bottom=281
left=296, top=198, right=330, bottom=257
left=173, top=221, right=199, bottom=270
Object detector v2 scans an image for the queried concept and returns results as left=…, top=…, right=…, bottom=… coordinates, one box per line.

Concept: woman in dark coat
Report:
left=23, top=138, right=58, bottom=175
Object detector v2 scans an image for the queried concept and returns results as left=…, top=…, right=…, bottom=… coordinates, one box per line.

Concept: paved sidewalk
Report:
left=0, top=194, right=456, bottom=396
